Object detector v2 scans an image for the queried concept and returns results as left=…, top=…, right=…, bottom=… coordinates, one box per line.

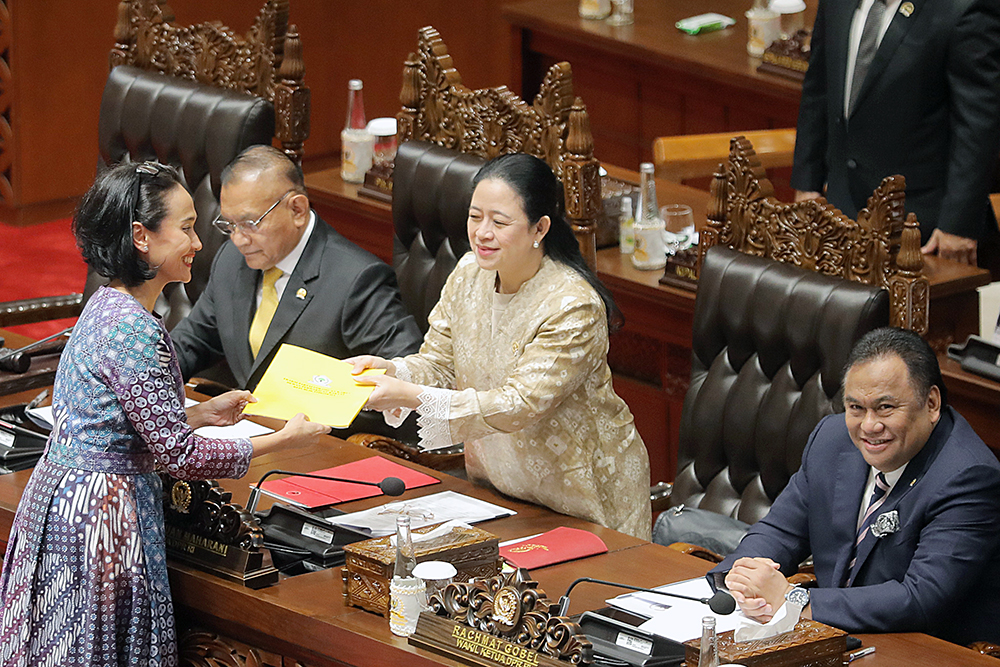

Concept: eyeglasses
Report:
left=212, top=189, right=296, bottom=236
left=132, top=161, right=165, bottom=222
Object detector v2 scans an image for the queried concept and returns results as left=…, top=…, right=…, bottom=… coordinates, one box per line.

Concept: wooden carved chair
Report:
left=349, top=26, right=602, bottom=469
left=0, top=0, right=310, bottom=331
left=653, top=129, right=796, bottom=184
left=698, top=136, right=929, bottom=335
left=396, top=26, right=602, bottom=268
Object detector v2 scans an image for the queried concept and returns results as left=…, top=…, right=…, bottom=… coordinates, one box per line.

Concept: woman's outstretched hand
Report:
left=345, top=355, right=395, bottom=377
left=352, top=373, right=422, bottom=412
left=188, top=390, right=256, bottom=429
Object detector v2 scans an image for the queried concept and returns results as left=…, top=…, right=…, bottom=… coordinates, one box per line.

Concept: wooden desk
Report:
left=503, top=0, right=813, bottom=168
left=0, top=408, right=993, bottom=667
left=305, top=166, right=996, bottom=478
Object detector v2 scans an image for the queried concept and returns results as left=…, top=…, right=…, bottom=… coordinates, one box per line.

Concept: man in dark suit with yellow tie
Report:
left=711, top=328, right=1000, bottom=645
left=792, top=0, right=1000, bottom=267
left=170, top=145, right=422, bottom=434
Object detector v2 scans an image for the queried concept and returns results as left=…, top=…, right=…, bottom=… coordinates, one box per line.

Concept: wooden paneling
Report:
left=5, top=1, right=522, bottom=225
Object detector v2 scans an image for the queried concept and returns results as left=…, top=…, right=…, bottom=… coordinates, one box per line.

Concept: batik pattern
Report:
left=0, top=287, right=253, bottom=666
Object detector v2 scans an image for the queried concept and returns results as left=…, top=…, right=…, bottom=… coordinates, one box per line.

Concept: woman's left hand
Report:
left=353, top=374, right=422, bottom=412
left=187, top=390, right=256, bottom=429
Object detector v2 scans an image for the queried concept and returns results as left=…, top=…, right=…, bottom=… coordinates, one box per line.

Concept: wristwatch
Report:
left=785, top=586, right=810, bottom=609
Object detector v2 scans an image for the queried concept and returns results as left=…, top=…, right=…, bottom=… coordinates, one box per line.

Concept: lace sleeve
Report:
left=414, top=386, right=454, bottom=450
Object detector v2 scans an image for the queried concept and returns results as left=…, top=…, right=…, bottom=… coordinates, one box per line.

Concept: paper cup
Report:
left=389, top=576, right=426, bottom=637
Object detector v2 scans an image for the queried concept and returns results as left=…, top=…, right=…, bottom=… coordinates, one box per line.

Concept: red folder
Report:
left=257, top=456, right=439, bottom=509
left=500, top=527, right=608, bottom=570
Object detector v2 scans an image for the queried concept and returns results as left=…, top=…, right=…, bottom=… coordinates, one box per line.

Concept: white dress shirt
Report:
left=255, top=211, right=316, bottom=308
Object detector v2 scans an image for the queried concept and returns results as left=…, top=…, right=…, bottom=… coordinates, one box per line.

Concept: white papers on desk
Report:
left=28, top=398, right=274, bottom=439
left=326, top=490, right=516, bottom=537
left=607, top=577, right=742, bottom=643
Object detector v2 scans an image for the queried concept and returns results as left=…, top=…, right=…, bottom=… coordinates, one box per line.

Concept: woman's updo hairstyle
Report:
left=73, top=161, right=184, bottom=287
left=472, top=153, right=622, bottom=330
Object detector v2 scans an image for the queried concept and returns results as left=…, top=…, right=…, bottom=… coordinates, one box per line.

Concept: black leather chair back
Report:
left=670, top=246, right=890, bottom=525
left=392, top=141, right=483, bottom=332
left=94, top=65, right=275, bottom=328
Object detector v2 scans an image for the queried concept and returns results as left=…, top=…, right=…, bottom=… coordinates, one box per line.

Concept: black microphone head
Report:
left=708, top=591, right=736, bottom=615
left=379, top=476, right=406, bottom=496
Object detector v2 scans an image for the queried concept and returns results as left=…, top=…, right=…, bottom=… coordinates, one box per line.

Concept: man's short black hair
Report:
left=843, top=327, right=947, bottom=406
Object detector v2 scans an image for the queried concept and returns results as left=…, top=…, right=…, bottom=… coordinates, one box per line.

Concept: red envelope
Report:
left=500, top=527, right=608, bottom=570
left=257, top=455, right=439, bottom=509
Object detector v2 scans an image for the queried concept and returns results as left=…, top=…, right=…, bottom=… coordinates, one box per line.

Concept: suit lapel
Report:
left=847, top=408, right=952, bottom=584
left=827, top=0, right=856, bottom=120
left=849, top=0, right=923, bottom=118
left=231, top=259, right=258, bottom=387
left=831, top=449, right=870, bottom=587
left=248, top=222, right=323, bottom=381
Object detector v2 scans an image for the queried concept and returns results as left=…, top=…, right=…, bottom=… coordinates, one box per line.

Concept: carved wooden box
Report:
left=342, top=524, right=502, bottom=616
left=683, top=620, right=847, bottom=667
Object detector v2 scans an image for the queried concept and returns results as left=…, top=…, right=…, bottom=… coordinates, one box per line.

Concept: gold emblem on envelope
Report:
left=900, top=2, right=914, bottom=16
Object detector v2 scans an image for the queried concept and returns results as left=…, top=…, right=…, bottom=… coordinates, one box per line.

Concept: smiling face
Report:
left=467, top=178, right=549, bottom=293
left=220, top=172, right=309, bottom=271
left=140, top=184, right=201, bottom=285
left=843, top=353, right=941, bottom=472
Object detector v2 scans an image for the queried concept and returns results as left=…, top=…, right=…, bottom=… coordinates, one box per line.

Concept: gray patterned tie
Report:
left=848, top=0, right=887, bottom=115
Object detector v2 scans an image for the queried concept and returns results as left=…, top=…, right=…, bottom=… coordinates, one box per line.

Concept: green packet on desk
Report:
left=676, top=13, right=736, bottom=35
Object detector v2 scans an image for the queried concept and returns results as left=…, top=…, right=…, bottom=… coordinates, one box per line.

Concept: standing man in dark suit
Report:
left=791, top=0, right=1000, bottom=266
left=710, top=328, right=1000, bottom=646
left=171, top=145, right=422, bottom=433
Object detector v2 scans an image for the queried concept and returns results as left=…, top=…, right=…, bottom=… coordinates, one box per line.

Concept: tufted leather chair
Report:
left=93, top=65, right=276, bottom=329
left=667, top=245, right=890, bottom=527
left=391, top=141, right=483, bottom=332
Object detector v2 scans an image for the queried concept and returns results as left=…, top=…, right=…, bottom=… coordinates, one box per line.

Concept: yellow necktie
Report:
left=249, top=267, right=282, bottom=358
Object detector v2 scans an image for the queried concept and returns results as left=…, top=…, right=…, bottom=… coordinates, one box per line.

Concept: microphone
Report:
left=556, top=576, right=736, bottom=618
left=0, top=327, right=72, bottom=374
left=246, top=469, right=406, bottom=514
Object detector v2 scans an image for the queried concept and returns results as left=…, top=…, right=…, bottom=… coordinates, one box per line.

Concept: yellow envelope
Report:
left=247, top=344, right=386, bottom=428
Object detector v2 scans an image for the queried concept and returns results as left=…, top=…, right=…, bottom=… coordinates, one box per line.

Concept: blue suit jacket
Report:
left=711, top=407, right=1000, bottom=645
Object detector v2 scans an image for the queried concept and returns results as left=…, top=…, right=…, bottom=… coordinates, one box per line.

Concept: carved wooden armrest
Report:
left=346, top=433, right=465, bottom=472
left=969, top=641, right=1000, bottom=658
left=185, top=377, right=234, bottom=398
left=667, top=542, right=724, bottom=563
left=786, top=572, right=818, bottom=588
left=0, top=294, right=83, bottom=328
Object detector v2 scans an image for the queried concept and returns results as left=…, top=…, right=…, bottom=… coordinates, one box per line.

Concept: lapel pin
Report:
left=900, top=2, right=914, bottom=17
left=295, top=288, right=307, bottom=300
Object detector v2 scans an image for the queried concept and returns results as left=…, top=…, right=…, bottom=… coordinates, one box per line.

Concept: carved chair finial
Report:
left=398, top=26, right=601, bottom=267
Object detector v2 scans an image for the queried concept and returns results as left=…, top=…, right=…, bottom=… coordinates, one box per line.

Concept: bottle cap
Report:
left=349, top=78, right=364, bottom=90
left=640, top=162, right=654, bottom=174
left=620, top=196, right=632, bottom=216
left=769, top=0, right=806, bottom=13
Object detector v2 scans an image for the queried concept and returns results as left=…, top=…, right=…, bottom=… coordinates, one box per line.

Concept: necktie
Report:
left=846, top=471, right=890, bottom=582
left=249, top=267, right=282, bottom=358
left=848, top=0, right=887, bottom=116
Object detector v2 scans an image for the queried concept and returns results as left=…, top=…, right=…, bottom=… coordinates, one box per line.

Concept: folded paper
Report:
left=248, top=345, right=384, bottom=427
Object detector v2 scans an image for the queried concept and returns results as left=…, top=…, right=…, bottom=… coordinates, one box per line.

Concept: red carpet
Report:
left=0, top=218, right=87, bottom=340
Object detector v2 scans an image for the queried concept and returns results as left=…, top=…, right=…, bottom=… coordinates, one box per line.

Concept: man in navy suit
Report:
left=791, top=0, right=1000, bottom=267
left=711, top=328, right=1000, bottom=645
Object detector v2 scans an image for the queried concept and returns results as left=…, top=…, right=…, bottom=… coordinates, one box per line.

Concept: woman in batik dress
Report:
left=0, top=161, right=330, bottom=666
left=350, top=154, right=651, bottom=540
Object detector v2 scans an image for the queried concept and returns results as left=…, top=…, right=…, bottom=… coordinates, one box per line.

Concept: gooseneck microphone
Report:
left=556, top=576, right=736, bottom=618
left=246, top=469, right=406, bottom=514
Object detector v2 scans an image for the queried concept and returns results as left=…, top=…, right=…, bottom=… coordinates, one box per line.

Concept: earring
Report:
left=140, top=244, right=148, bottom=252
left=532, top=241, right=539, bottom=249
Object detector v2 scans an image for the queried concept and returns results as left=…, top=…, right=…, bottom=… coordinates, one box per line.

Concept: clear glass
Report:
left=698, top=616, right=719, bottom=667
left=393, top=515, right=417, bottom=579
left=619, top=196, right=635, bottom=254
left=579, top=0, right=611, bottom=19
left=607, top=0, right=634, bottom=26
